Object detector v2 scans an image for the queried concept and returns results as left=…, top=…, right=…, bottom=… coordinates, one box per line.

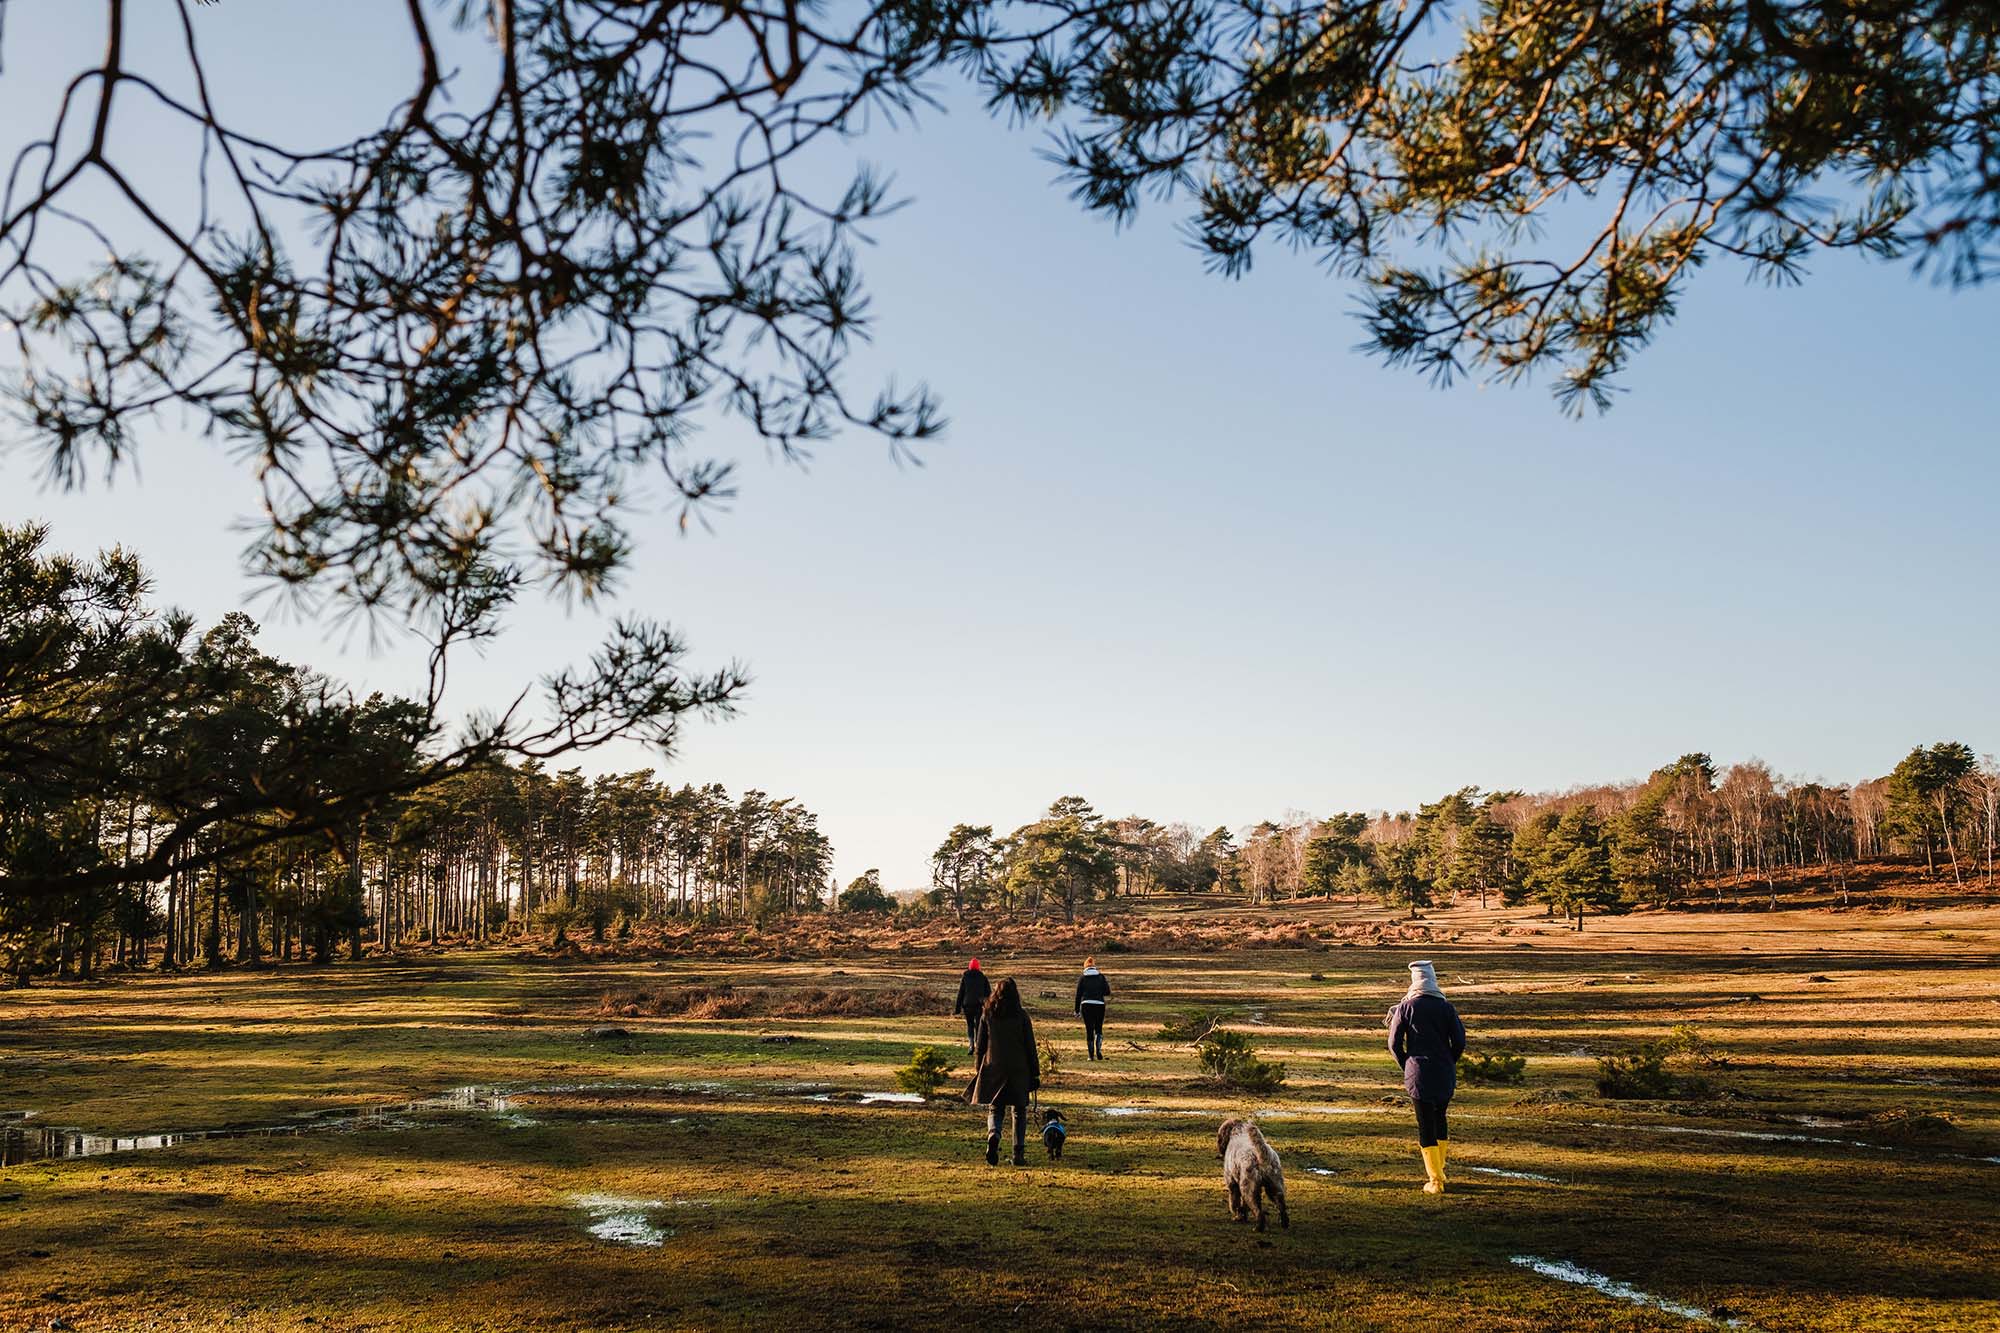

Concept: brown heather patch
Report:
left=597, top=983, right=942, bottom=1020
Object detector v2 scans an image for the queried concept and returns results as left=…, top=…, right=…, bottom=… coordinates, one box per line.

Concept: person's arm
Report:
left=1024, top=1014, right=1041, bottom=1090
left=973, top=1013, right=989, bottom=1063
left=1101, top=974, right=1111, bottom=999
left=1073, top=977, right=1083, bottom=1015
left=1448, top=1004, right=1467, bottom=1061
left=1387, top=1004, right=1408, bottom=1066
left=952, top=976, right=965, bottom=1015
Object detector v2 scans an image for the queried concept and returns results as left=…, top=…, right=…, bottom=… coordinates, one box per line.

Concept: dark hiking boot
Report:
left=986, top=1135, right=1000, bottom=1166
left=1012, top=1148, right=1028, bottom=1167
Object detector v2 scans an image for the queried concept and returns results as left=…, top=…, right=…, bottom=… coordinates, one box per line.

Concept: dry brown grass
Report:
left=597, top=983, right=942, bottom=1020
left=554, top=911, right=1463, bottom=963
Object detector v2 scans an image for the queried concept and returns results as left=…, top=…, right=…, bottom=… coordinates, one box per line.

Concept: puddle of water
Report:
left=1468, top=1166, right=1557, bottom=1183
left=1, top=1087, right=516, bottom=1166
left=1512, top=1255, right=1747, bottom=1327
left=1097, top=1107, right=1209, bottom=1118
left=572, top=1193, right=671, bottom=1247
left=1584, top=1122, right=1895, bottom=1153
left=1304, top=1166, right=1337, bottom=1177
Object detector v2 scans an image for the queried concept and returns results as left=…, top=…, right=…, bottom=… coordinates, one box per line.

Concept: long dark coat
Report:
left=966, top=1008, right=1040, bottom=1105
left=1387, top=992, right=1466, bottom=1102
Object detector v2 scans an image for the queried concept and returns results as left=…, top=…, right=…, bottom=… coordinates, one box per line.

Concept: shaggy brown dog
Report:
left=1216, top=1118, right=1290, bottom=1231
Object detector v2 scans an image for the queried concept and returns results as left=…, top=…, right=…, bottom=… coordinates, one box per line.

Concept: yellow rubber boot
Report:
left=1437, top=1140, right=1449, bottom=1190
left=1420, top=1145, right=1444, bottom=1194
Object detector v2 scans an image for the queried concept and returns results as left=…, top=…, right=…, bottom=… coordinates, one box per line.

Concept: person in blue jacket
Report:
left=1074, top=957, right=1111, bottom=1060
left=1386, top=959, right=1466, bottom=1194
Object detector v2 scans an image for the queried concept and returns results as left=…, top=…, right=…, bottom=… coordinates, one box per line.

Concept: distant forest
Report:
left=931, top=744, right=2000, bottom=930
left=5, top=527, right=1996, bottom=982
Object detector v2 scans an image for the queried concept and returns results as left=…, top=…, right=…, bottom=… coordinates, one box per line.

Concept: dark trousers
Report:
left=1080, top=1005, right=1105, bottom=1058
left=987, top=1094, right=1028, bottom=1157
left=963, top=1013, right=979, bottom=1051
left=1413, top=1098, right=1450, bottom=1147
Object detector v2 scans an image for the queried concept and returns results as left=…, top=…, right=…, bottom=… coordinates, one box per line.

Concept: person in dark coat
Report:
left=1386, top=959, right=1466, bottom=1194
left=952, top=958, right=991, bottom=1052
left=1073, top=957, right=1111, bottom=1060
left=966, top=977, right=1040, bottom=1166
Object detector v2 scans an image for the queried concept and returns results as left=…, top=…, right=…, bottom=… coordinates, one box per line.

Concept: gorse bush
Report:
left=1595, top=1044, right=1712, bottom=1099
left=1665, top=1024, right=1727, bottom=1067
left=1196, top=1029, right=1287, bottom=1094
left=533, top=903, right=578, bottom=947
left=894, top=1046, right=957, bottom=1100
left=1460, top=1051, right=1528, bottom=1086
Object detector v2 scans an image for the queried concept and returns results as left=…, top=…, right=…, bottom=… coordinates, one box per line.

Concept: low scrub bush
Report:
left=1664, top=1024, right=1728, bottom=1068
left=535, top=903, right=579, bottom=948
left=1460, top=1051, right=1528, bottom=1085
left=1196, top=1028, right=1287, bottom=1093
left=1595, top=1044, right=1712, bottom=1099
left=893, top=1046, right=958, bottom=1100
left=1866, top=1108, right=1958, bottom=1142
left=1038, top=1040, right=1061, bottom=1082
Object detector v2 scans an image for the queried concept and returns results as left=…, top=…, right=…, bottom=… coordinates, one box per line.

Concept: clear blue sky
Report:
left=4, top=4, right=1996, bottom=892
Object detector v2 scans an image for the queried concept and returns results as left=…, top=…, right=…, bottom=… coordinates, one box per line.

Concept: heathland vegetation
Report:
left=4, top=906, right=1997, bottom=1331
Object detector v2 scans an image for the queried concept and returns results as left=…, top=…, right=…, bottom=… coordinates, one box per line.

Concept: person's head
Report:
left=967, top=958, right=980, bottom=971
left=1083, top=956, right=1096, bottom=970
left=983, top=976, right=1024, bottom=1021
left=1406, top=960, right=1443, bottom=998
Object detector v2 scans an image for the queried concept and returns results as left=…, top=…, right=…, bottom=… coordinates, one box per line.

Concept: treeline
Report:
left=924, top=747, right=2000, bottom=928
left=373, top=767, right=834, bottom=945
left=1, top=525, right=822, bottom=983
left=5, top=760, right=833, bottom=983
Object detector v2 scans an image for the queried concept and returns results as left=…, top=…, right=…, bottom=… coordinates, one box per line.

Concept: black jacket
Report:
left=1073, top=969, right=1110, bottom=1015
left=953, top=967, right=991, bottom=1016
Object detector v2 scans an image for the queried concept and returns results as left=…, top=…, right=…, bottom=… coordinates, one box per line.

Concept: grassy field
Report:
left=3, top=901, right=1997, bottom=1331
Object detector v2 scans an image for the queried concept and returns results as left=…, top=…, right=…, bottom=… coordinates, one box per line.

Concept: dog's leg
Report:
left=1227, top=1179, right=1247, bottom=1222
left=1276, top=1185, right=1290, bottom=1230
left=1253, top=1185, right=1267, bottom=1232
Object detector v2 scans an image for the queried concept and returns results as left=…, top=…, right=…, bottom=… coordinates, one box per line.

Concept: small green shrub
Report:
left=533, top=902, right=579, bottom=947
left=1038, top=1040, right=1061, bottom=1082
left=1595, top=1044, right=1711, bottom=1099
left=1461, top=1051, right=1528, bottom=1085
left=893, top=1046, right=958, bottom=1100
left=1664, top=1024, right=1727, bottom=1067
left=1196, top=1028, right=1287, bottom=1093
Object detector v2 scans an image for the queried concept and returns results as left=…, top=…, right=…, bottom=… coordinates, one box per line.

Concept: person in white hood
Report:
left=1387, top=960, right=1466, bottom=1194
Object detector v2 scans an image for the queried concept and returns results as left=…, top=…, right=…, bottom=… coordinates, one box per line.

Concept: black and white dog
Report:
left=1040, top=1107, right=1068, bottom=1161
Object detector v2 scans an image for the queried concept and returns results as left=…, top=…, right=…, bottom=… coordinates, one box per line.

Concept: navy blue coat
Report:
left=1387, top=993, right=1466, bottom=1102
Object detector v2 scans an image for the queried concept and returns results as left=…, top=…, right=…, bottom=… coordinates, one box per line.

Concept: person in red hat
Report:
left=952, top=958, right=991, bottom=1053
